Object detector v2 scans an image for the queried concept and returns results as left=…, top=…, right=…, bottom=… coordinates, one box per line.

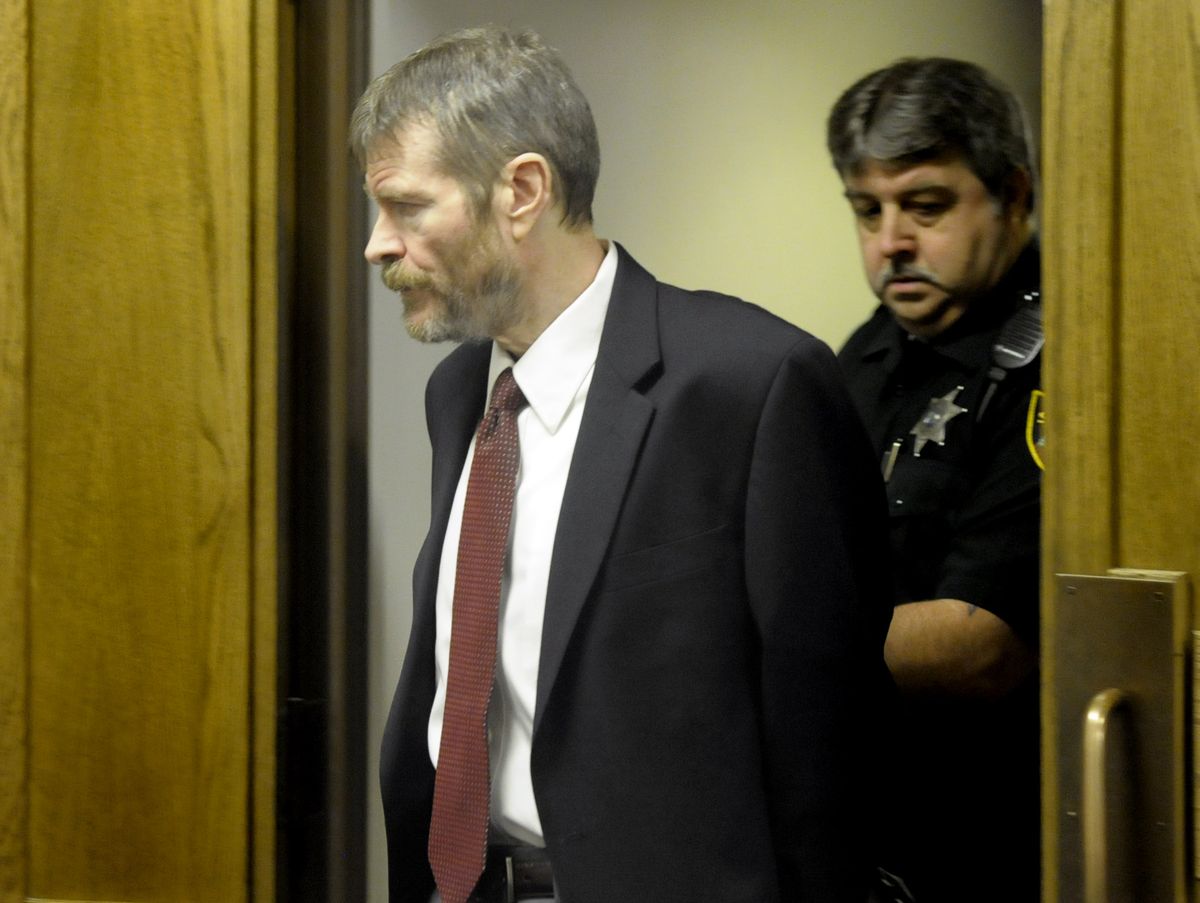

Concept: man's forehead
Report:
left=843, top=155, right=980, bottom=193
left=365, top=119, right=440, bottom=166
left=363, top=125, right=452, bottom=196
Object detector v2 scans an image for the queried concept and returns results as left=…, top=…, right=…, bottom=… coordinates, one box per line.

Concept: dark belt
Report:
left=470, top=844, right=556, bottom=902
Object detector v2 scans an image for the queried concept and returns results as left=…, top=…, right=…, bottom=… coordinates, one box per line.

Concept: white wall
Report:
left=366, top=3, right=1042, bottom=899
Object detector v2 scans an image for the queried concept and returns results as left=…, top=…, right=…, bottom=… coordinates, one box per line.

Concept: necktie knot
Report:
left=490, top=368, right=526, bottom=414
left=479, top=368, right=527, bottom=441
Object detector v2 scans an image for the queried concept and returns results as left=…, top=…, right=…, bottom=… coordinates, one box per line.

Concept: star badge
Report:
left=910, top=386, right=968, bottom=456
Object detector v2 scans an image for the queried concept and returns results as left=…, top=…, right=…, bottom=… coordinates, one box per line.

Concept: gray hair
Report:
left=350, top=25, right=600, bottom=227
left=827, top=57, right=1035, bottom=210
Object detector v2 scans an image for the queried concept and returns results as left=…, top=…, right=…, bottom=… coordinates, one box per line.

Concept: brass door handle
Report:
left=1083, top=687, right=1129, bottom=903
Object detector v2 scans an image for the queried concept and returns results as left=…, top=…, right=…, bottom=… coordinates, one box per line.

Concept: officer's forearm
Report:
left=884, top=598, right=1035, bottom=698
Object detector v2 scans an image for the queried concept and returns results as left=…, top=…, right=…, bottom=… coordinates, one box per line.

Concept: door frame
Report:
left=278, top=1, right=371, bottom=899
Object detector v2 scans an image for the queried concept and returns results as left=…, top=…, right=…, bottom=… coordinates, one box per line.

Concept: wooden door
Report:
left=1042, top=0, right=1200, bottom=899
left=0, top=1, right=282, bottom=899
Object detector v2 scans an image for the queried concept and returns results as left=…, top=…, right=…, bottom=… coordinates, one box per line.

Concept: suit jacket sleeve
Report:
left=744, top=334, right=894, bottom=898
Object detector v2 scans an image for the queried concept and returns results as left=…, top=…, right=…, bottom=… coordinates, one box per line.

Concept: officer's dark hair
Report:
left=826, top=57, right=1035, bottom=212
left=349, top=25, right=600, bottom=228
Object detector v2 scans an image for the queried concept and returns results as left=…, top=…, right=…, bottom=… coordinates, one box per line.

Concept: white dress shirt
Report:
left=428, top=241, right=617, bottom=845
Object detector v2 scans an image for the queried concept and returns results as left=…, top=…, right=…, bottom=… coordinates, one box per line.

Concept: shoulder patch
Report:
left=1026, top=390, right=1046, bottom=470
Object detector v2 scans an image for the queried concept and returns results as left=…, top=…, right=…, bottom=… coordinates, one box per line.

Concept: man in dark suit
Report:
left=353, top=26, right=892, bottom=903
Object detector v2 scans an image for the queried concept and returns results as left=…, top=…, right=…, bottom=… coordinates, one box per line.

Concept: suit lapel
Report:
left=413, top=344, right=491, bottom=619
left=534, top=245, right=661, bottom=731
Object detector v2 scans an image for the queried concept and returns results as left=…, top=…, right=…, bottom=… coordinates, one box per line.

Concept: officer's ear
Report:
left=1000, top=167, right=1034, bottom=219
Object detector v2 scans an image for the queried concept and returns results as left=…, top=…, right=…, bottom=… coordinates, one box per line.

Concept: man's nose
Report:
left=878, top=209, right=916, bottom=259
left=364, top=210, right=405, bottom=265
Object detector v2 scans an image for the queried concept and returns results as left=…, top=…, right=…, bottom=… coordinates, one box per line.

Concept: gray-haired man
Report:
left=359, top=25, right=894, bottom=903
left=829, top=58, right=1042, bottom=903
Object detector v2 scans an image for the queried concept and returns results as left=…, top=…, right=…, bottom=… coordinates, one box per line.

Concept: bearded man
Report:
left=356, top=25, right=894, bottom=903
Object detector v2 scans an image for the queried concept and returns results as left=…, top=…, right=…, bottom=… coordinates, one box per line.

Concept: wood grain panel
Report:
left=1040, top=2, right=1120, bottom=899
left=0, top=0, right=29, bottom=899
left=1116, top=0, right=1200, bottom=585
left=27, top=1, right=255, bottom=900
left=1041, top=0, right=1120, bottom=577
left=253, top=1, right=284, bottom=899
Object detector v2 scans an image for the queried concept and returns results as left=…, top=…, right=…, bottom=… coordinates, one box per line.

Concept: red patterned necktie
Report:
left=429, top=367, right=527, bottom=903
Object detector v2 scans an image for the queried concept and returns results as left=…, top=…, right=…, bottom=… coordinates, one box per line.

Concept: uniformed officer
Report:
left=826, top=58, right=1043, bottom=902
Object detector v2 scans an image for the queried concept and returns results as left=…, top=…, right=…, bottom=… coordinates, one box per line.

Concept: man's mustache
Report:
left=875, top=263, right=940, bottom=294
left=382, top=261, right=434, bottom=293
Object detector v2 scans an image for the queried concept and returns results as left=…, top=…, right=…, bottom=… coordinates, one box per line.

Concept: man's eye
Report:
left=385, top=201, right=427, bottom=222
left=852, top=205, right=880, bottom=221
left=909, top=201, right=949, bottom=219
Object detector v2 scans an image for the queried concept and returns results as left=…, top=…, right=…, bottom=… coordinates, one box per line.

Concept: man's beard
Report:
left=382, top=230, right=523, bottom=344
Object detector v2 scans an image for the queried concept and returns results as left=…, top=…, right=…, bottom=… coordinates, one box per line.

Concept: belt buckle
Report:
left=504, top=854, right=516, bottom=903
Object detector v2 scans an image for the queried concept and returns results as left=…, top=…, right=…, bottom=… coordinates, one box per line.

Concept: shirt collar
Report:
left=487, top=240, right=618, bottom=434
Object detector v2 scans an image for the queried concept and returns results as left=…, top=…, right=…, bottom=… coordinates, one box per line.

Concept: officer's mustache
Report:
left=876, top=262, right=940, bottom=294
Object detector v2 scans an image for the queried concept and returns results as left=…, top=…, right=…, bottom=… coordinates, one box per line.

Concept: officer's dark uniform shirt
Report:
left=838, top=242, right=1041, bottom=903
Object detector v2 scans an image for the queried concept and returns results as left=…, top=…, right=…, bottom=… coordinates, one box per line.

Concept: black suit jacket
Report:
left=381, top=246, right=893, bottom=902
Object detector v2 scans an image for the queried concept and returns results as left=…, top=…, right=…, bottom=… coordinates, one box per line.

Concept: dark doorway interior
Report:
left=277, top=2, right=370, bottom=900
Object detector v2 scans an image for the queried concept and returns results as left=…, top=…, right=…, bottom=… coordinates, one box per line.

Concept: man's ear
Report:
left=499, top=153, right=554, bottom=241
left=1002, top=167, right=1034, bottom=219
